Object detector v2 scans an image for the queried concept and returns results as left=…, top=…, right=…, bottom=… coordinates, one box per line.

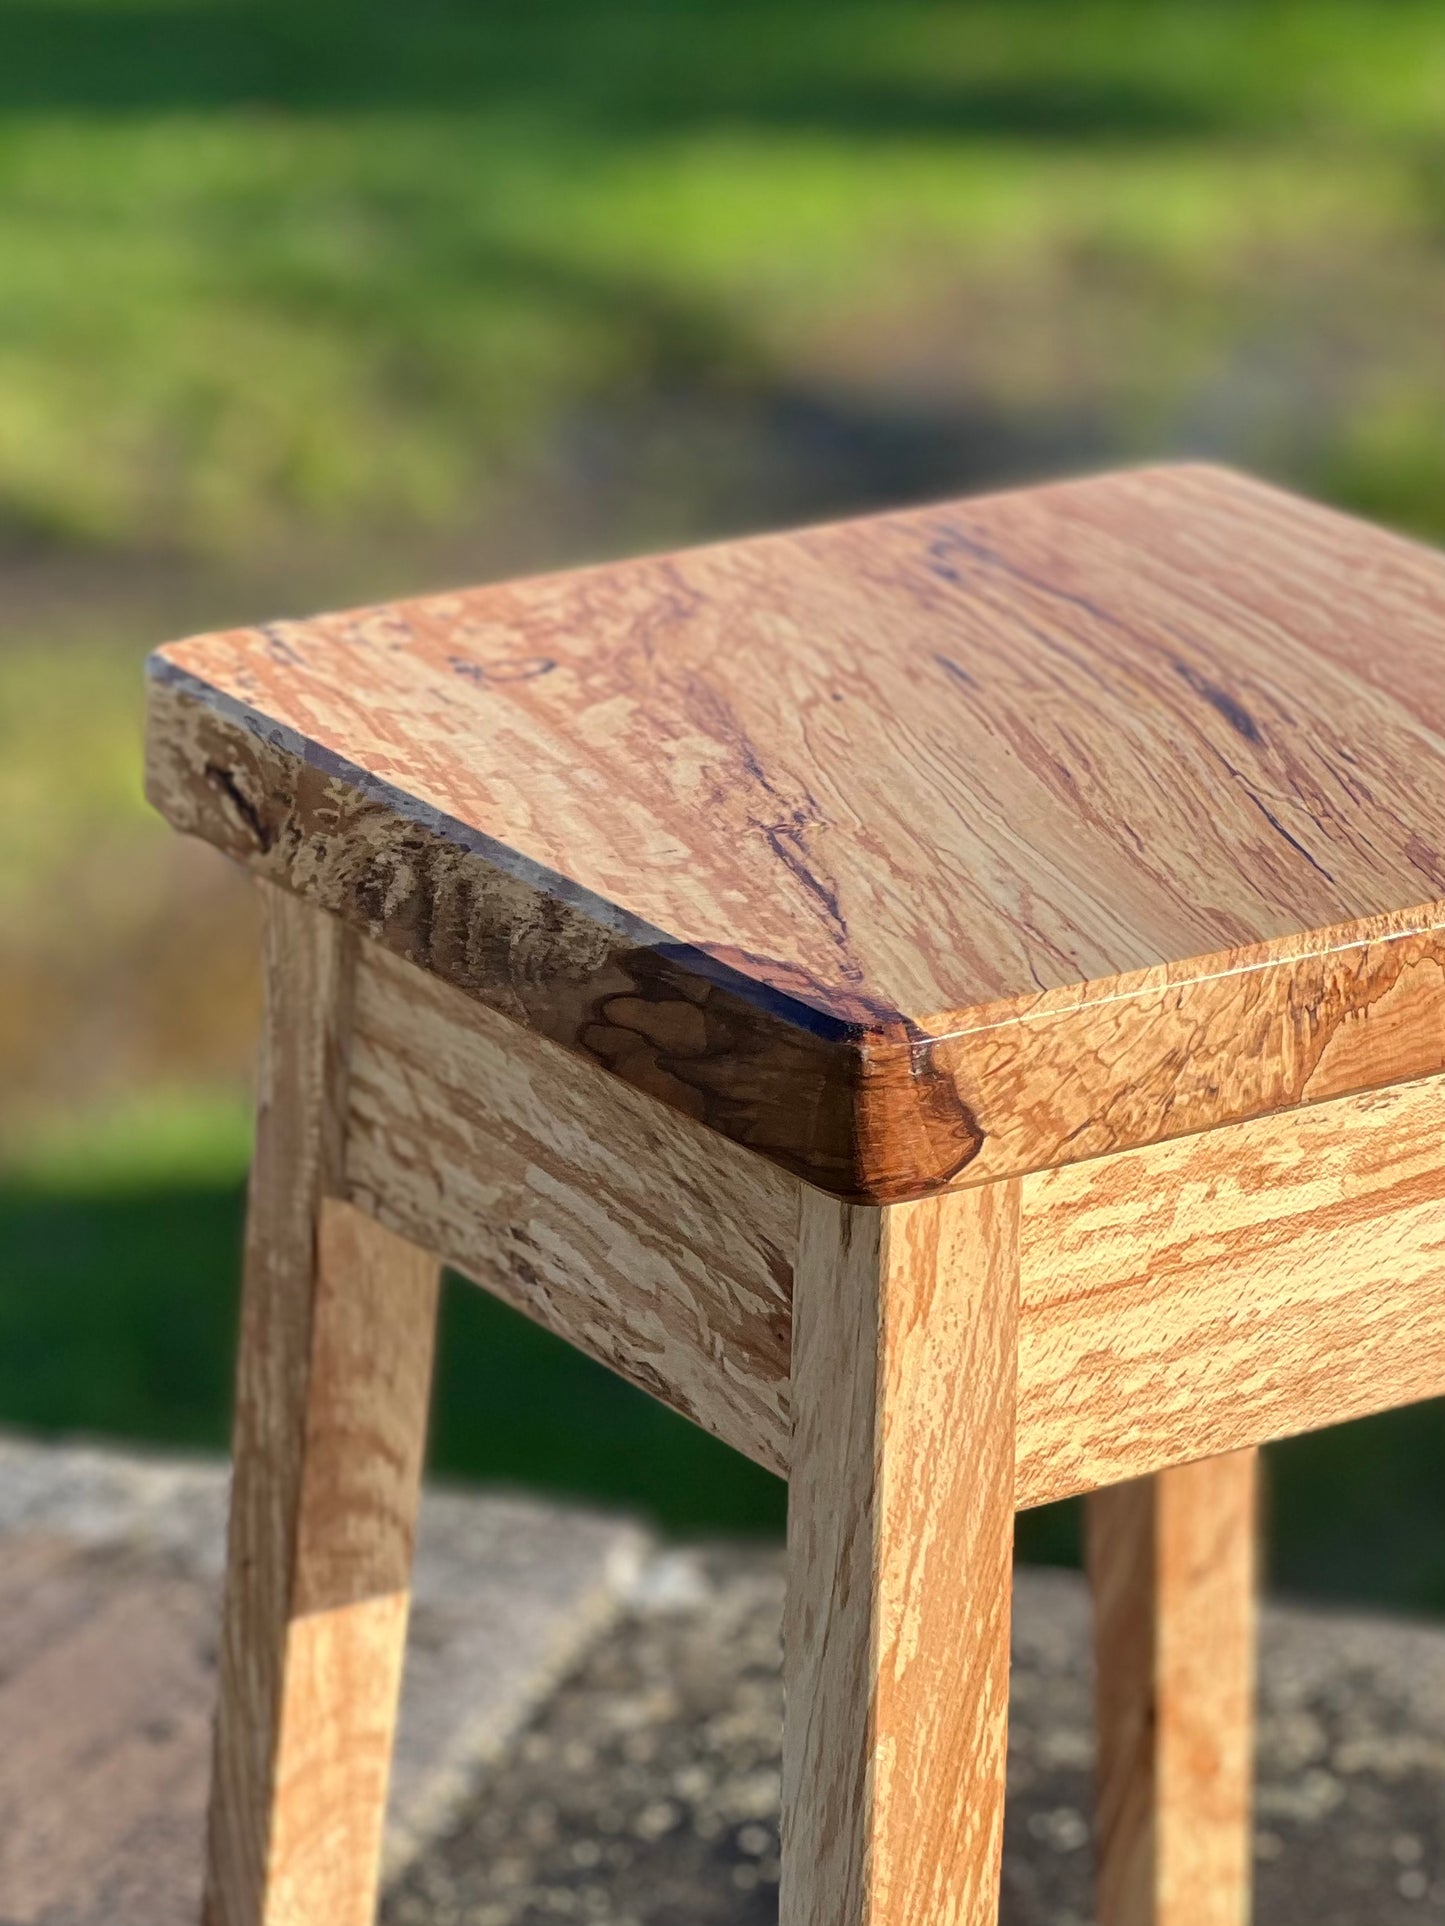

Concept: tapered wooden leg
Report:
left=204, top=886, right=440, bottom=1926
left=781, top=1180, right=1021, bottom=1926
left=1087, top=1448, right=1259, bottom=1926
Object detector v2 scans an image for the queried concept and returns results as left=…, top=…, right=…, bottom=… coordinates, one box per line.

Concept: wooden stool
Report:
left=145, top=464, right=1445, bottom=1926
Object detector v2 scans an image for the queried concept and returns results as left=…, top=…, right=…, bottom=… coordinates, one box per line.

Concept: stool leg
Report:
left=781, top=1180, right=1020, bottom=1926
left=1087, top=1449, right=1259, bottom=1926
left=204, top=885, right=440, bottom=1926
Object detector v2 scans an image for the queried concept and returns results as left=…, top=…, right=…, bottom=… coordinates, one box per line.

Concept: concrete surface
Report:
left=0, top=1435, right=648, bottom=1925
left=389, top=1550, right=1445, bottom=1926
left=3, top=1435, right=1445, bottom=1924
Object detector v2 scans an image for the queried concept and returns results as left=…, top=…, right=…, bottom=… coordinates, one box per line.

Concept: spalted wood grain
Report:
left=146, top=465, right=1445, bottom=1198
left=335, top=943, right=1445, bottom=1498
left=1015, top=1075, right=1445, bottom=1507
left=343, top=939, right=796, bottom=1473
left=929, top=907, right=1445, bottom=1189
left=782, top=1182, right=1019, bottom=1926
left=205, top=887, right=439, bottom=1926
left=1088, top=1452, right=1258, bottom=1926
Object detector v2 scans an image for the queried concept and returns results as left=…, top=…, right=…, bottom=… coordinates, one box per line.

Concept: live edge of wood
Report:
left=144, top=668, right=1445, bottom=1204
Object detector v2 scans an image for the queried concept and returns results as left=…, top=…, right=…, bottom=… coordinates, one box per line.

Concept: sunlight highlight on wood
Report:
left=782, top=1181, right=1019, bottom=1925
left=1016, top=1075, right=1445, bottom=1504
left=1088, top=1452, right=1258, bottom=1926
left=204, top=889, right=439, bottom=1926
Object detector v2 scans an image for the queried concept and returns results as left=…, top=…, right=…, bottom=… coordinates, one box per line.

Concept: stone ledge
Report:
left=0, top=1433, right=649, bottom=1925
left=3, top=1433, right=1444, bottom=1924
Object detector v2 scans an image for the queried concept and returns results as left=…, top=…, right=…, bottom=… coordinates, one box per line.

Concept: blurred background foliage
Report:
left=5, top=0, right=1445, bottom=1603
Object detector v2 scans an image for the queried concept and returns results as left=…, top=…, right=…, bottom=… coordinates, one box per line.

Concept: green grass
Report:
left=2, top=0, right=1445, bottom=555
left=0, top=639, right=152, bottom=918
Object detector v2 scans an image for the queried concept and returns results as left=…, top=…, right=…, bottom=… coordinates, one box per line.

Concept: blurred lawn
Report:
left=6, top=0, right=1445, bottom=1598
left=3, top=0, right=1445, bottom=555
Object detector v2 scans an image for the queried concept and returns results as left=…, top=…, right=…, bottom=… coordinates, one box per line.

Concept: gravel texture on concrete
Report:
left=5, top=1435, right=1445, bottom=1925
left=386, top=1546, right=1445, bottom=1926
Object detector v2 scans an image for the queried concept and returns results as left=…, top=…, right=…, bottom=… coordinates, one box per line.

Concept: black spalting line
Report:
left=758, top=818, right=862, bottom=984
left=676, top=665, right=787, bottom=807
left=924, top=521, right=1134, bottom=644
left=203, top=761, right=273, bottom=853
left=934, top=652, right=979, bottom=691
left=1173, top=660, right=1264, bottom=744
left=260, top=622, right=306, bottom=668
left=920, top=523, right=1123, bottom=693
left=448, top=654, right=558, bottom=685
left=667, top=663, right=865, bottom=983
left=1244, top=793, right=1338, bottom=886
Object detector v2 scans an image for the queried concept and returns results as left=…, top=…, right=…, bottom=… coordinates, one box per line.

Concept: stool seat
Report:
left=146, top=462, right=1445, bottom=1201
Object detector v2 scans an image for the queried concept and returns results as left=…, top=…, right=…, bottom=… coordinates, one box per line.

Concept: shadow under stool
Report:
left=144, top=463, right=1445, bottom=1926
